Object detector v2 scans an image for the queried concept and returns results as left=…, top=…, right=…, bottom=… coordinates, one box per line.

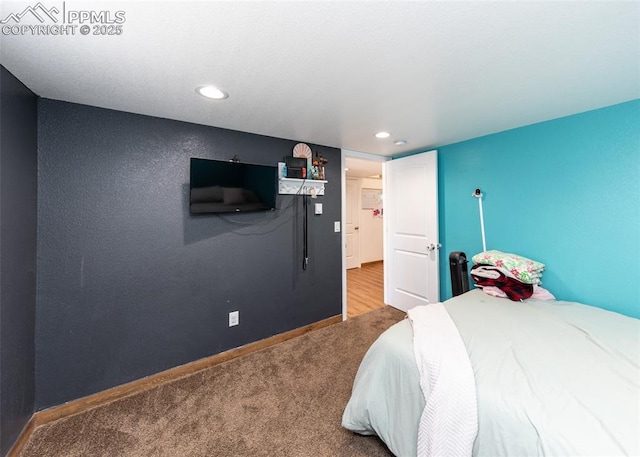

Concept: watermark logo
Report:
left=0, top=2, right=59, bottom=24
left=1, top=2, right=126, bottom=36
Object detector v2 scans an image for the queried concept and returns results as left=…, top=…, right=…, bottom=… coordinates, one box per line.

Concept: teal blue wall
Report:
left=435, top=99, right=640, bottom=318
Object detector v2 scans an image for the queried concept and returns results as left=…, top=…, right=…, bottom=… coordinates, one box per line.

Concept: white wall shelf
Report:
left=277, top=162, right=327, bottom=196
left=278, top=177, right=327, bottom=196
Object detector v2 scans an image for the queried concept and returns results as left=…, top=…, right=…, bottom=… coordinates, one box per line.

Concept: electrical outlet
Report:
left=229, top=311, right=239, bottom=327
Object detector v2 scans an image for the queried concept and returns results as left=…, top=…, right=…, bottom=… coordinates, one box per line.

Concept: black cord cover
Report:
left=302, top=195, right=308, bottom=270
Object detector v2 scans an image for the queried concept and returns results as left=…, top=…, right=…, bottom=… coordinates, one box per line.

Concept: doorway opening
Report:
left=342, top=153, right=388, bottom=319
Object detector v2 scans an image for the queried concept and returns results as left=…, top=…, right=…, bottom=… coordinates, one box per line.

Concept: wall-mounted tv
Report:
left=189, top=158, right=277, bottom=214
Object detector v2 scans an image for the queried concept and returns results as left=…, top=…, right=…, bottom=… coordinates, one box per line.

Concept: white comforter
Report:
left=407, top=303, right=477, bottom=457
left=343, top=290, right=640, bottom=457
left=448, top=292, right=640, bottom=457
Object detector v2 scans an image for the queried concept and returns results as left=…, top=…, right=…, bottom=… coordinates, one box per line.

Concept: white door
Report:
left=384, top=151, right=439, bottom=311
left=345, top=178, right=361, bottom=269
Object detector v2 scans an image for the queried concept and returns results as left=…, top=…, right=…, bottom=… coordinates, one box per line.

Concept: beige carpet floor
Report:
left=21, top=306, right=405, bottom=456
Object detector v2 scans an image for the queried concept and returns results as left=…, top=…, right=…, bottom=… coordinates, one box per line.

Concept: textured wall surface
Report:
left=436, top=99, right=640, bottom=317
left=36, top=99, right=342, bottom=409
left=0, top=66, right=37, bottom=456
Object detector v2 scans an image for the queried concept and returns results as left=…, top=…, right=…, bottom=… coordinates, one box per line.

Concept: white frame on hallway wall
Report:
left=340, top=149, right=391, bottom=321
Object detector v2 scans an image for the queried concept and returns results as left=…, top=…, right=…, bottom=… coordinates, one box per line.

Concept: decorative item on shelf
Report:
left=373, top=208, right=383, bottom=218
left=293, top=143, right=312, bottom=159
left=285, top=156, right=307, bottom=178
left=293, top=143, right=312, bottom=176
left=313, top=151, right=328, bottom=180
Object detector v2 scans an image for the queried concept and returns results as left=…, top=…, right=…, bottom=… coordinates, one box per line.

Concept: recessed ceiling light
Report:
left=196, top=85, right=229, bottom=100
left=375, top=131, right=391, bottom=139
left=394, top=140, right=407, bottom=146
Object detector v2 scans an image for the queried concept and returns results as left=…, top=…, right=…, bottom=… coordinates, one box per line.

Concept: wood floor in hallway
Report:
left=347, top=261, right=386, bottom=318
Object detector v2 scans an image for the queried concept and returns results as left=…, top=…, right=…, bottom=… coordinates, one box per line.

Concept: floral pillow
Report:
left=472, top=250, right=545, bottom=285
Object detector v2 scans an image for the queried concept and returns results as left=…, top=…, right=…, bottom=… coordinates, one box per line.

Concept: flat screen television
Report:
left=189, top=158, right=277, bottom=214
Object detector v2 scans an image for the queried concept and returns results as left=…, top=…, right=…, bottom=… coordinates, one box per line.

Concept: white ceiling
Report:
left=1, top=1, right=638, bottom=157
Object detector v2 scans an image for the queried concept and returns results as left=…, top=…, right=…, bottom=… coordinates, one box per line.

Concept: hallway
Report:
left=346, top=261, right=385, bottom=318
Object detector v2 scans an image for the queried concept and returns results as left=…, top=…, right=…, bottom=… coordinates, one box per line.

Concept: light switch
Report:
left=334, top=221, right=341, bottom=232
left=315, top=203, right=323, bottom=215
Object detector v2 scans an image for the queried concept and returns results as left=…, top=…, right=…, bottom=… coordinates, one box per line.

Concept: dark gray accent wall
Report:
left=0, top=66, right=37, bottom=456
left=36, top=99, right=342, bottom=409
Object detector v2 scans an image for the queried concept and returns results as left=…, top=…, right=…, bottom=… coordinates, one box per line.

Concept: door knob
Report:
left=427, top=243, right=442, bottom=251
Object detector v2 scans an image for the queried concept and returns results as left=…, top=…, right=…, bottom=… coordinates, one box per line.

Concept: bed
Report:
left=342, top=289, right=640, bottom=457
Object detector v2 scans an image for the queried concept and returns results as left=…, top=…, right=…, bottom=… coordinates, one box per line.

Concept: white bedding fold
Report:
left=407, top=303, right=478, bottom=457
